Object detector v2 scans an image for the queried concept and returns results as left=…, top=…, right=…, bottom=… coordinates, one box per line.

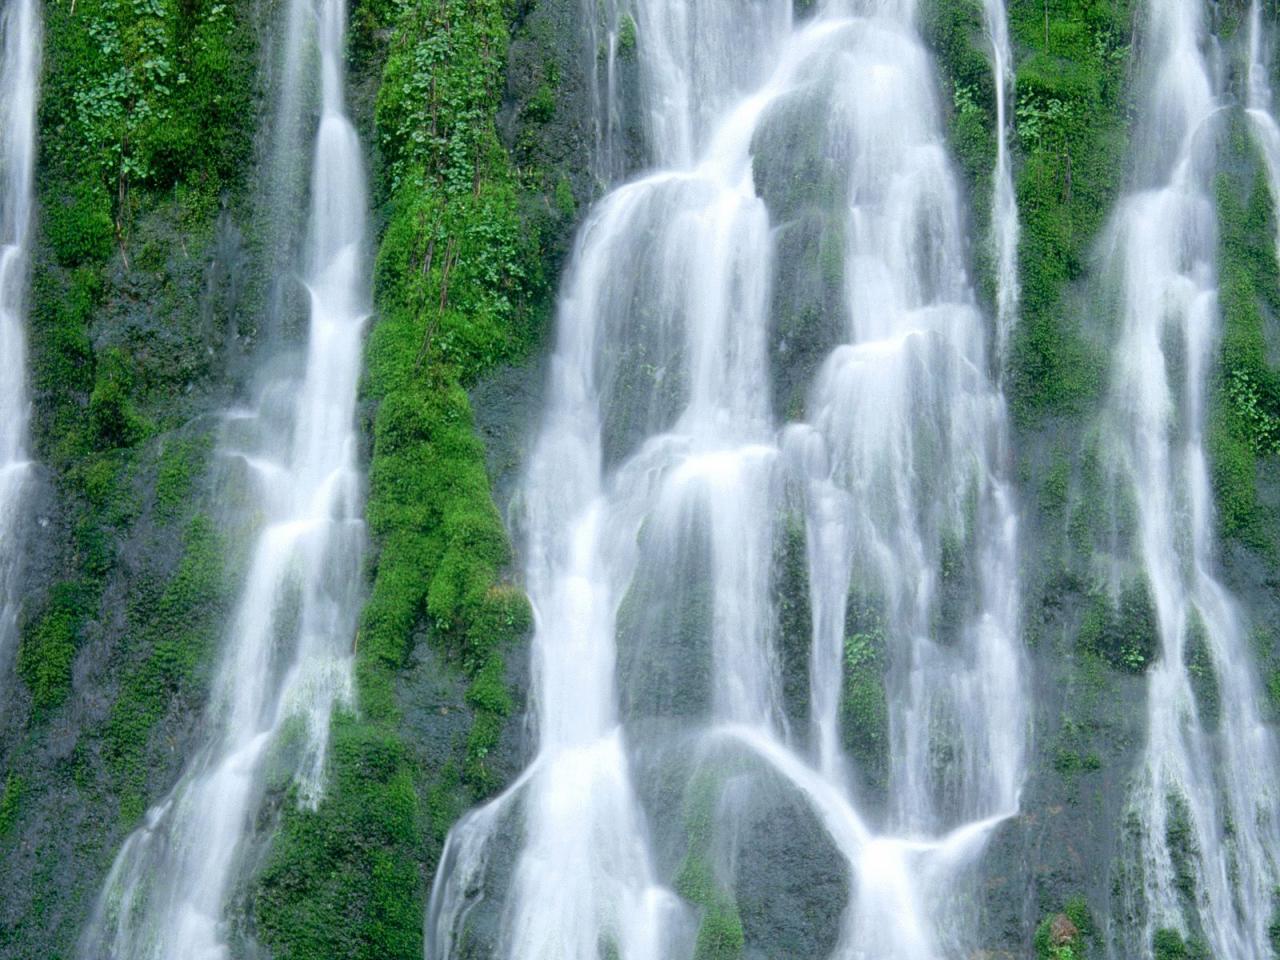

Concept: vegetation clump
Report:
left=250, top=0, right=552, bottom=954
left=1005, top=0, right=1133, bottom=423
left=840, top=594, right=889, bottom=795
left=1152, top=927, right=1210, bottom=960
left=1209, top=129, right=1280, bottom=557
left=1034, top=896, right=1093, bottom=960
left=1076, top=579, right=1158, bottom=673
left=675, top=772, right=746, bottom=960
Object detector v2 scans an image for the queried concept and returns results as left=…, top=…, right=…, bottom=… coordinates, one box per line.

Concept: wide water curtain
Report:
left=427, top=1, right=1025, bottom=958
left=77, top=0, right=369, bottom=956
left=0, top=0, right=40, bottom=690
left=1102, top=2, right=1280, bottom=958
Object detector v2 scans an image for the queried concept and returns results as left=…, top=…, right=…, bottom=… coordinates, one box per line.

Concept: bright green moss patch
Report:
left=675, top=773, right=746, bottom=960
left=1209, top=128, right=1280, bottom=557
left=840, top=596, right=889, bottom=793
left=17, top=580, right=91, bottom=710
left=252, top=0, right=547, bottom=954
left=253, top=716, right=422, bottom=960
left=923, top=0, right=996, bottom=299
left=1152, top=927, right=1210, bottom=960
left=1006, top=0, right=1132, bottom=423
left=154, top=435, right=212, bottom=521
left=39, top=0, right=255, bottom=243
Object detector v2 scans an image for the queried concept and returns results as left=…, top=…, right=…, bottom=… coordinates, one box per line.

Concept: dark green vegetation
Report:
left=676, top=772, right=746, bottom=960
left=1076, top=580, right=1158, bottom=673
left=5, top=1, right=1280, bottom=958
left=1004, top=0, right=1132, bottom=423
left=1033, top=896, right=1093, bottom=960
left=1210, top=120, right=1280, bottom=556
left=3, top=0, right=586, bottom=949
left=246, top=0, right=575, bottom=954
left=22, top=0, right=256, bottom=711
left=0, top=0, right=259, bottom=953
left=1151, top=926, right=1210, bottom=960
left=839, top=596, right=888, bottom=801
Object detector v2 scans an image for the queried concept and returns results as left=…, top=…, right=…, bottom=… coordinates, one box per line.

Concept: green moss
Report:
left=88, top=347, right=150, bottom=450
left=1034, top=896, right=1093, bottom=960
left=922, top=0, right=996, bottom=300
left=1050, top=716, right=1102, bottom=775
left=1209, top=134, right=1280, bottom=557
left=840, top=596, right=889, bottom=791
left=1153, top=927, right=1210, bottom=960
left=17, top=580, right=93, bottom=710
left=43, top=180, right=115, bottom=267
left=0, top=774, right=26, bottom=840
left=525, top=82, right=556, bottom=123
left=1042, top=452, right=1071, bottom=516
left=251, top=0, right=547, bottom=953
left=1166, top=790, right=1199, bottom=904
left=1006, top=0, right=1132, bottom=423
left=102, top=514, right=227, bottom=824
left=253, top=717, right=422, bottom=960
left=554, top=175, right=576, bottom=219
left=154, top=435, right=212, bottom=521
left=618, top=14, right=638, bottom=58
left=1076, top=578, right=1158, bottom=672
left=675, top=772, right=745, bottom=960
left=774, top=515, right=812, bottom=723
left=39, top=0, right=255, bottom=241
left=1183, top=610, right=1220, bottom=730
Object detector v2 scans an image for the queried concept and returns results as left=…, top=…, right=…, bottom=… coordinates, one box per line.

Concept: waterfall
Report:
left=583, top=0, right=624, bottom=186
left=1246, top=0, right=1280, bottom=264
left=78, top=0, right=369, bottom=956
left=982, top=0, right=1018, bottom=365
left=1108, top=2, right=1280, bottom=956
left=427, top=1, right=1024, bottom=957
left=0, top=0, right=40, bottom=691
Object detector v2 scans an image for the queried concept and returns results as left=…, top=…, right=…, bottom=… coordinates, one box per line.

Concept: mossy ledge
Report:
left=1005, top=0, right=1133, bottom=424
left=246, top=0, right=565, bottom=954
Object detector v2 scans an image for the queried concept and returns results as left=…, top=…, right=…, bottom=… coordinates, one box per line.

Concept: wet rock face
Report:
left=731, top=770, right=850, bottom=958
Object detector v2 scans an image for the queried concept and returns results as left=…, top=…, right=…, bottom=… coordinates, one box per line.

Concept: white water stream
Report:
left=1247, top=0, right=1280, bottom=263
left=982, top=0, right=1017, bottom=366
left=79, top=1, right=368, bottom=956
left=1108, top=2, right=1280, bottom=956
left=428, top=1, right=1024, bottom=957
left=0, top=0, right=40, bottom=690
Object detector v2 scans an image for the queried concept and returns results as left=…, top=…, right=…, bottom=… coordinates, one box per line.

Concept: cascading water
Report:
left=1107, top=2, right=1280, bottom=957
left=1246, top=0, right=1280, bottom=262
left=78, top=1, right=368, bottom=956
left=0, top=0, right=40, bottom=689
left=428, top=1, right=1024, bottom=957
left=982, top=0, right=1018, bottom=364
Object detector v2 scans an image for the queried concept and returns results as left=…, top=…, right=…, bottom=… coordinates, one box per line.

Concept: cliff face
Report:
left=0, top=1, right=1278, bottom=959
left=0, top=0, right=584, bottom=955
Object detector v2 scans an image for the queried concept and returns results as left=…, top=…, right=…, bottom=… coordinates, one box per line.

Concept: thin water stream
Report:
left=982, top=0, right=1017, bottom=366
left=0, top=0, right=40, bottom=692
left=1108, top=2, right=1280, bottom=956
left=79, top=0, right=369, bottom=955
